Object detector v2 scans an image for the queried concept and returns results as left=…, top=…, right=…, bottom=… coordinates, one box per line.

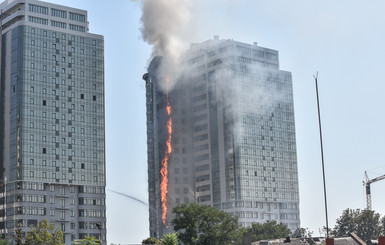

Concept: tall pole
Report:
left=314, top=72, right=330, bottom=238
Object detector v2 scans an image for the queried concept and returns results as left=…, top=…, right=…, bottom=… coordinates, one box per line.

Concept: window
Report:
left=29, top=4, right=48, bottom=14
left=51, top=8, right=67, bottom=18
left=69, top=12, right=85, bottom=22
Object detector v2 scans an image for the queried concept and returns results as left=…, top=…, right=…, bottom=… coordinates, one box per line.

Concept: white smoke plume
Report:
left=140, top=0, right=191, bottom=86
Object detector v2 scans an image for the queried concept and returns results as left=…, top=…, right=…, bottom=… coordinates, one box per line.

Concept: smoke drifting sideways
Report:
left=140, top=0, right=192, bottom=91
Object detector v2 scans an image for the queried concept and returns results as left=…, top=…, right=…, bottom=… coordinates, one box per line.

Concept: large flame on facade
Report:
left=160, top=77, right=172, bottom=225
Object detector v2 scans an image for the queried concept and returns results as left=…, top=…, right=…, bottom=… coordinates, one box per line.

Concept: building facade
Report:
left=144, top=37, right=300, bottom=238
left=0, top=0, right=105, bottom=243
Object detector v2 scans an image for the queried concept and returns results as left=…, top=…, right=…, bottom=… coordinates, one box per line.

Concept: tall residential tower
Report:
left=0, top=0, right=105, bottom=244
left=143, top=37, right=300, bottom=238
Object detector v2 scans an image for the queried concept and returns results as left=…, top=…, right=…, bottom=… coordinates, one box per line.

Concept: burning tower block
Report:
left=143, top=37, right=300, bottom=238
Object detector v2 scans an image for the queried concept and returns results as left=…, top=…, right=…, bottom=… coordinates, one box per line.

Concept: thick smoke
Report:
left=140, top=0, right=191, bottom=88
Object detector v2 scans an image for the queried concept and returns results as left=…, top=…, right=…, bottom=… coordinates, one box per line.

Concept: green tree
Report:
left=141, top=237, right=161, bottom=244
left=161, top=233, right=178, bottom=245
left=354, top=209, right=381, bottom=241
left=381, top=216, right=385, bottom=236
left=332, top=208, right=360, bottom=237
left=24, top=219, right=64, bottom=245
left=292, top=227, right=313, bottom=238
left=74, top=236, right=100, bottom=245
left=14, top=228, right=24, bottom=245
left=246, top=220, right=291, bottom=241
left=171, top=203, right=241, bottom=245
left=332, top=208, right=381, bottom=241
left=0, top=237, right=13, bottom=245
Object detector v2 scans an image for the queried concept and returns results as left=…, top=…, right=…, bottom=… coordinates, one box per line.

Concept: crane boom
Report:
left=363, top=171, right=385, bottom=210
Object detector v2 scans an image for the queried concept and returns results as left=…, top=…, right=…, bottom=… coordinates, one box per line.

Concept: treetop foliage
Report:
left=332, top=208, right=383, bottom=241
left=170, top=203, right=291, bottom=245
left=14, top=219, right=64, bottom=245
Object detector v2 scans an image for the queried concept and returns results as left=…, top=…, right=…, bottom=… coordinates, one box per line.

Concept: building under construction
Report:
left=143, top=37, right=300, bottom=238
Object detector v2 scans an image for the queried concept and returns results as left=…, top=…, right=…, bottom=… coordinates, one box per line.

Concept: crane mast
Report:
left=363, top=171, right=385, bottom=210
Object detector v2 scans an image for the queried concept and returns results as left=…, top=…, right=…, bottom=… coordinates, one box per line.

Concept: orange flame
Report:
left=160, top=77, right=172, bottom=225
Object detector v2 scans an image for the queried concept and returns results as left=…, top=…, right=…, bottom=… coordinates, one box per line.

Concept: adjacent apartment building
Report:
left=0, top=0, right=105, bottom=243
left=143, top=36, right=300, bottom=238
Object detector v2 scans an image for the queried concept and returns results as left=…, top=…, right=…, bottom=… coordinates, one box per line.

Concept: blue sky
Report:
left=46, top=0, right=385, bottom=243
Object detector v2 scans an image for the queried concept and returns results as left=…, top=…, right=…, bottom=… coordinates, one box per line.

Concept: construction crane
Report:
left=363, top=171, right=385, bottom=210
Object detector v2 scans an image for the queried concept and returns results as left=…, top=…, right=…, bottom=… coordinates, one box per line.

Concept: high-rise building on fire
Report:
left=0, top=0, right=105, bottom=244
left=143, top=36, right=300, bottom=238
left=143, top=37, right=300, bottom=237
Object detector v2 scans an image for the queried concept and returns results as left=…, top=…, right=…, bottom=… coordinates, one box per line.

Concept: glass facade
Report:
left=0, top=1, right=105, bottom=244
left=144, top=38, right=300, bottom=238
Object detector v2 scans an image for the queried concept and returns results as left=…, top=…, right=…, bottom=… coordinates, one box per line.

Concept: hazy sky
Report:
left=44, top=0, right=385, bottom=243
